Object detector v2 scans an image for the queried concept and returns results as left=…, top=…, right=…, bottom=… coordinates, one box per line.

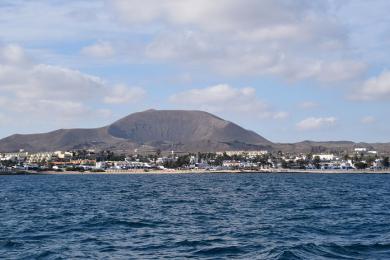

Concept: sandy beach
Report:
left=2, top=168, right=389, bottom=175
left=34, top=169, right=390, bottom=175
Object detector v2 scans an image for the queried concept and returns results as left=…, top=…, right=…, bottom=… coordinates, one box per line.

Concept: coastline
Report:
left=2, top=169, right=389, bottom=175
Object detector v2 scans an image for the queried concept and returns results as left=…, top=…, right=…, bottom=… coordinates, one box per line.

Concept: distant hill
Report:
left=273, top=141, right=390, bottom=154
left=1, top=109, right=389, bottom=154
left=0, top=109, right=272, bottom=153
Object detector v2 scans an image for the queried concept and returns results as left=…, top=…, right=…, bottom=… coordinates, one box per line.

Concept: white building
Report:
left=312, top=154, right=336, bottom=161
left=0, top=152, right=29, bottom=162
left=222, top=160, right=242, bottom=168
left=354, top=148, right=367, bottom=152
left=27, top=152, right=54, bottom=163
left=217, top=150, right=268, bottom=158
left=95, top=161, right=107, bottom=169
left=53, top=151, right=73, bottom=159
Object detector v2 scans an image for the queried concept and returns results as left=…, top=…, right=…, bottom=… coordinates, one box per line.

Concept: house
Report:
left=53, top=151, right=73, bottom=159
left=27, top=152, right=54, bottom=163
left=312, top=154, right=336, bottom=161
left=0, top=152, right=29, bottom=162
left=354, top=148, right=367, bottom=153
left=222, top=160, right=242, bottom=168
left=217, top=150, right=268, bottom=158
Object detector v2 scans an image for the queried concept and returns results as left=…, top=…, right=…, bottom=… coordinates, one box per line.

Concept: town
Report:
left=1, top=147, right=389, bottom=174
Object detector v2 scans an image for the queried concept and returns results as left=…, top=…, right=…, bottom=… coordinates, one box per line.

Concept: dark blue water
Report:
left=1, top=173, right=390, bottom=259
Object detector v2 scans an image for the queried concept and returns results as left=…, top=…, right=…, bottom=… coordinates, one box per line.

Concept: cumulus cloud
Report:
left=0, top=44, right=30, bottom=66
left=0, top=44, right=145, bottom=128
left=361, top=116, right=376, bottom=124
left=0, top=45, right=106, bottom=100
left=146, top=30, right=365, bottom=81
left=353, top=71, right=390, bottom=100
left=111, top=0, right=328, bottom=33
left=81, top=41, right=115, bottom=58
left=299, top=101, right=319, bottom=109
left=104, top=85, right=146, bottom=104
left=1, top=1, right=366, bottom=83
left=111, top=0, right=366, bottom=82
left=169, top=84, right=286, bottom=119
left=273, top=111, right=289, bottom=120
left=0, top=1, right=125, bottom=44
left=296, top=117, right=337, bottom=131
left=0, top=113, right=5, bottom=126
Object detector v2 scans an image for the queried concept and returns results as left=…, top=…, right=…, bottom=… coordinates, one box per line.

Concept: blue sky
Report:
left=0, top=0, right=389, bottom=143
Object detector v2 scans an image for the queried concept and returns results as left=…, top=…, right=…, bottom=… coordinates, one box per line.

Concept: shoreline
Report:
left=2, top=169, right=389, bottom=175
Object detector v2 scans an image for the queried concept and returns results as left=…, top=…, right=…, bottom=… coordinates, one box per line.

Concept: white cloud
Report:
left=0, top=1, right=128, bottom=44
left=299, top=101, right=319, bottom=109
left=0, top=63, right=105, bottom=102
left=112, top=0, right=366, bottom=82
left=296, top=117, right=337, bottom=131
left=0, top=1, right=367, bottom=84
left=169, top=84, right=286, bottom=119
left=111, top=0, right=328, bottom=33
left=353, top=70, right=390, bottom=100
left=361, top=116, right=376, bottom=124
left=0, top=1, right=373, bottom=86
left=299, top=60, right=366, bottom=82
left=0, top=44, right=30, bottom=66
left=81, top=41, right=115, bottom=58
left=104, top=85, right=146, bottom=104
left=272, top=111, right=289, bottom=120
left=0, top=44, right=145, bottom=129
left=25, top=100, right=92, bottom=119
left=0, top=113, right=5, bottom=126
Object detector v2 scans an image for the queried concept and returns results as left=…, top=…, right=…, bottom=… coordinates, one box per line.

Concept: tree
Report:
left=281, top=159, right=288, bottom=169
left=176, top=155, right=190, bottom=168
left=383, top=157, right=389, bottom=168
left=366, top=156, right=376, bottom=167
left=313, top=156, right=321, bottom=169
left=212, top=156, right=223, bottom=166
left=1, top=160, right=16, bottom=167
left=222, top=152, right=231, bottom=160
left=354, top=162, right=368, bottom=170
left=163, top=155, right=190, bottom=169
left=296, top=159, right=306, bottom=169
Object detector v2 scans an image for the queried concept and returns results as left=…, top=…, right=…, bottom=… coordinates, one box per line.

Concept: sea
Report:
left=1, top=173, right=390, bottom=259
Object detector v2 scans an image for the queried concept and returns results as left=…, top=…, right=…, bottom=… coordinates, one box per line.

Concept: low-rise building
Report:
left=54, top=151, right=73, bottom=159
left=222, top=160, right=242, bottom=168
left=0, top=152, right=29, bottom=162
left=354, top=148, right=367, bottom=152
left=27, top=152, right=54, bottom=163
left=217, top=150, right=268, bottom=158
left=312, top=154, right=336, bottom=161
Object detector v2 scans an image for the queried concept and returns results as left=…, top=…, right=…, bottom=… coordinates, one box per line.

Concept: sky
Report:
left=0, top=0, right=389, bottom=143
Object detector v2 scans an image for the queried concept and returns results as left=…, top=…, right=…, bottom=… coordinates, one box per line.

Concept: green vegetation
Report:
left=354, top=162, right=368, bottom=170
left=90, top=169, right=105, bottom=173
left=0, top=160, right=16, bottom=167
left=313, top=156, right=321, bottom=169
left=383, top=157, right=389, bottom=168
left=2, top=148, right=389, bottom=173
left=163, top=155, right=191, bottom=169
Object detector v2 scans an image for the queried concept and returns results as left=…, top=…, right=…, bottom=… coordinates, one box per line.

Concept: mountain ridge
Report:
left=0, top=109, right=389, bottom=153
left=0, top=109, right=272, bottom=153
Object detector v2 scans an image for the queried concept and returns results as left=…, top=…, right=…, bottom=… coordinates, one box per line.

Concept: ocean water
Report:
left=1, top=173, right=390, bottom=259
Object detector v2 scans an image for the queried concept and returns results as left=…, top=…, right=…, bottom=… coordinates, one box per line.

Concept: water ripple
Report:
left=0, top=173, right=390, bottom=259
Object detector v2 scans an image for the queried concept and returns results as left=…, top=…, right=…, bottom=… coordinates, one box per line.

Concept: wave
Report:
left=194, top=245, right=245, bottom=256
left=268, top=242, right=390, bottom=259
